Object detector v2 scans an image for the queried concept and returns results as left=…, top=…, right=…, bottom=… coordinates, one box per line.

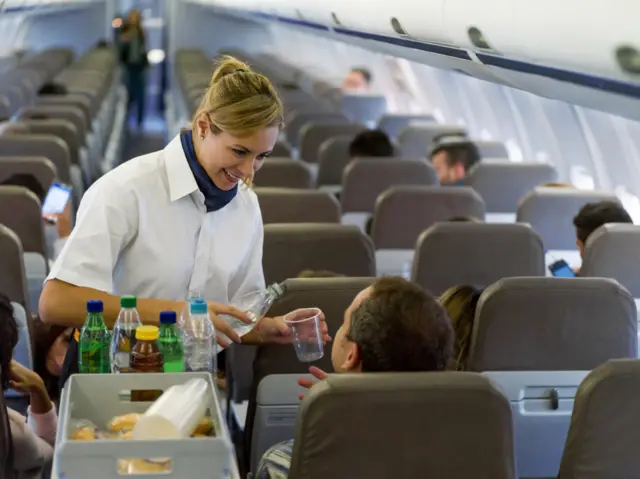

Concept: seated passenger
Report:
left=430, top=138, right=480, bottom=186
left=341, top=67, right=372, bottom=93
left=31, top=320, right=72, bottom=401
left=256, top=277, right=453, bottom=478
left=439, top=285, right=482, bottom=371
left=38, top=83, right=68, bottom=96
left=573, top=201, right=633, bottom=269
left=1, top=293, right=57, bottom=476
left=349, top=129, right=394, bottom=159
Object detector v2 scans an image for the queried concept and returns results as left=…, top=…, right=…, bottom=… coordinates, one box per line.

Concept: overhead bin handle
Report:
left=391, top=17, right=409, bottom=36
left=616, top=45, right=640, bottom=75
left=331, top=12, right=341, bottom=26
left=468, top=26, right=494, bottom=51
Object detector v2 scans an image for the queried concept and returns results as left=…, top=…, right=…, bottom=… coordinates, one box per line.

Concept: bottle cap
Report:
left=159, top=310, right=177, bottom=324
left=120, top=295, right=137, bottom=308
left=86, top=300, right=104, bottom=313
left=136, top=325, right=159, bottom=341
left=189, top=299, right=207, bottom=315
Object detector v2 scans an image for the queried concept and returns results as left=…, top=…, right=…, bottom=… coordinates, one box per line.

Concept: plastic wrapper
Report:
left=117, top=459, right=172, bottom=474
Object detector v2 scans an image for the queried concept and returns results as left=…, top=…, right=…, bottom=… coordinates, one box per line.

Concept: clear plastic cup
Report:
left=284, top=307, right=324, bottom=362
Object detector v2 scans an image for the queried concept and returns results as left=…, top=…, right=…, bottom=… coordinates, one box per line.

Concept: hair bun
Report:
left=211, top=55, right=252, bottom=84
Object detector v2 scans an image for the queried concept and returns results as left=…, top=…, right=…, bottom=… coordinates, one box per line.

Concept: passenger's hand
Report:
left=297, top=366, right=329, bottom=400
left=9, top=360, right=46, bottom=395
left=255, top=312, right=332, bottom=345
left=207, top=302, right=251, bottom=348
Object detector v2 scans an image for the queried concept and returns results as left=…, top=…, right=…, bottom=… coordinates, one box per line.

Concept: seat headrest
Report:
left=290, top=372, right=515, bottom=479
left=468, top=277, right=637, bottom=371
left=559, top=359, right=640, bottom=479
left=255, top=188, right=340, bottom=224
left=582, top=224, right=640, bottom=296
left=413, top=223, right=545, bottom=295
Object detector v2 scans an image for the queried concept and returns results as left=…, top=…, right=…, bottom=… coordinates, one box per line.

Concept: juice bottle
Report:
left=130, top=325, right=164, bottom=373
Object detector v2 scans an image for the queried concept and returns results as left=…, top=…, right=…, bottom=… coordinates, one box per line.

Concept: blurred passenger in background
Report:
left=342, top=67, right=372, bottom=93
left=430, top=138, right=480, bottom=186
left=439, top=285, right=482, bottom=371
left=573, top=201, right=633, bottom=259
left=118, top=8, right=148, bottom=130
left=349, top=130, right=394, bottom=159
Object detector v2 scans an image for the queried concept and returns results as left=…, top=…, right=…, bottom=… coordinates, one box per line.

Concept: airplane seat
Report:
left=412, top=223, right=545, bottom=295
left=241, top=278, right=374, bottom=474
left=516, top=187, right=619, bottom=264
left=255, top=188, right=340, bottom=224
left=253, top=159, right=314, bottom=189
left=485, top=370, right=589, bottom=479
left=468, top=277, right=637, bottom=372
left=298, top=122, right=366, bottom=165
left=581, top=224, right=640, bottom=300
left=341, top=158, right=438, bottom=232
left=340, top=93, right=387, bottom=126
left=287, top=372, right=515, bottom=479
left=398, top=123, right=466, bottom=159
left=0, top=225, right=30, bottom=312
left=372, top=186, right=485, bottom=276
left=464, top=162, right=557, bottom=223
left=285, top=112, right=346, bottom=149
left=558, top=359, right=640, bottom=479
left=316, top=135, right=359, bottom=195
left=377, top=114, right=435, bottom=140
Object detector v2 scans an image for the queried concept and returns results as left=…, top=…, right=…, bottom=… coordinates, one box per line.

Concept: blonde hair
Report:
left=440, top=285, right=482, bottom=371
left=192, top=55, right=284, bottom=138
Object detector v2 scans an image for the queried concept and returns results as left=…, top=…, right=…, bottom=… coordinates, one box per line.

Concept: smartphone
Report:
left=42, top=182, right=72, bottom=217
left=549, top=259, right=576, bottom=278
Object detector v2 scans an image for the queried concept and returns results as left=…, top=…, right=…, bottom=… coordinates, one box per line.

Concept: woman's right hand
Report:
left=207, top=302, right=252, bottom=348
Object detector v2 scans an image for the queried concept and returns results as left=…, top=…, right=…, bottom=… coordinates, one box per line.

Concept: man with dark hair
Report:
left=348, top=129, right=394, bottom=159
left=573, top=201, right=633, bottom=257
left=256, top=277, right=454, bottom=478
left=342, top=67, right=372, bottom=93
left=430, top=138, right=480, bottom=185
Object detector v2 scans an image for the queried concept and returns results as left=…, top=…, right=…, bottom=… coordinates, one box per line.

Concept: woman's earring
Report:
left=200, top=134, right=205, bottom=140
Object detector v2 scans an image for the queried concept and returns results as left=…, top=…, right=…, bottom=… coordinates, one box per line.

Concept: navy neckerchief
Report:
left=180, top=130, right=238, bottom=212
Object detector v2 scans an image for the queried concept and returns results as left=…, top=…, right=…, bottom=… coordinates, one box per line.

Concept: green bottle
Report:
left=157, top=311, right=184, bottom=372
left=78, top=300, right=110, bottom=374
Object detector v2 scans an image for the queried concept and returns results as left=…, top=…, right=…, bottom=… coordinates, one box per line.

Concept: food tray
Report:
left=53, top=372, right=239, bottom=479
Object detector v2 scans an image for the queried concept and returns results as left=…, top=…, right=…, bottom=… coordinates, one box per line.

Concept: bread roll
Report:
left=192, top=417, right=214, bottom=436
left=109, top=413, right=142, bottom=432
left=71, top=427, right=96, bottom=441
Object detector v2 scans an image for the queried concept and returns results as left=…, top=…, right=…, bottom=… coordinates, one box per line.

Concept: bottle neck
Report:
left=84, top=312, right=106, bottom=327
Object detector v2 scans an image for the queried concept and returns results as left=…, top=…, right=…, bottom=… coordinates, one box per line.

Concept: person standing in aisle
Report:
left=39, top=55, right=330, bottom=387
left=118, top=8, right=148, bottom=130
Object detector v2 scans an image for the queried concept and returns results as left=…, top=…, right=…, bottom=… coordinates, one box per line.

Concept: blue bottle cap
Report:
left=87, top=300, right=104, bottom=313
left=160, top=310, right=177, bottom=324
left=189, top=299, right=207, bottom=315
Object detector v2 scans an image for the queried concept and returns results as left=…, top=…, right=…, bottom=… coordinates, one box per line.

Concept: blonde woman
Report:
left=439, top=285, right=482, bottom=371
left=39, top=56, right=329, bottom=386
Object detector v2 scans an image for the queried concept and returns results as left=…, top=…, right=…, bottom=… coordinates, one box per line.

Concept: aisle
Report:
left=121, top=115, right=167, bottom=163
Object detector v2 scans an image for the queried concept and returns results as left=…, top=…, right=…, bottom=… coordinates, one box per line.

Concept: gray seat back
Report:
left=377, top=114, right=435, bottom=140
left=516, top=187, right=619, bottom=250
left=558, top=359, right=640, bottom=479
left=316, top=135, right=354, bottom=188
left=485, top=370, right=589, bottom=479
left=342, top=159, right=438, bottom=214
left=581, top=224, right=640, bottom=297
left=372, top=186, right=485, bottom=249
left=245, top=278, right=375, bottom=472
left=263, top=224, right=375, bottom=283
left=254, top=159, right=313, bottom=189
left=413, top=223, right=545, bottom=295
left=289, top=372, right=516, bottom=479
left=299, top=122, right=366, bottom=164
left=0, top=186, right=46, bottom=257
left=35, top=94, right=92, bottom=127
left=0, top=135, right=71, bottom=182
left=17, top=105, right=86, bottom=145
left=469, top=277, right=637, bottom=371
left=286, top=112, right=346, bottom=148
left=398, top=123, right=465, bottom=159
left=465, top=162, right=558, bottom=213
left=474, top=141, right=510, bottom=160
left=255, top=188, right=340, bottom=224
left=0, top=225, right=29, bottom=308
left=0, top=156, right=56, bottom=194
left=340, top=94, right=387, bottom=124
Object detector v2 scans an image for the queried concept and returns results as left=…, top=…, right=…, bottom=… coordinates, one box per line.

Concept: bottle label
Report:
left=113, top=352, right=131, bottom=372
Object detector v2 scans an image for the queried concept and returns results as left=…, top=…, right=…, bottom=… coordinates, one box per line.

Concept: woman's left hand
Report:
left=254, top=313, right=332, bottom=345
left=9, top=360, right=46, bottom=395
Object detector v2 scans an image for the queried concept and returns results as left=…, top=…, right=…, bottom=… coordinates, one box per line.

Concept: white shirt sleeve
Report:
left=46, top=179, right=139, bottom=293
left=228, top=213, right=266, bottom=304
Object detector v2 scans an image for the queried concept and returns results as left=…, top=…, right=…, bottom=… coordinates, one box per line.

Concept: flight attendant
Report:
left=39, top=55, right=327, bottom=384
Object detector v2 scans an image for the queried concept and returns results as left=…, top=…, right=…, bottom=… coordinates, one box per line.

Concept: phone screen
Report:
left=549, top=260, right=576, bottom=278
left=42, top=183, right=72, bottom=215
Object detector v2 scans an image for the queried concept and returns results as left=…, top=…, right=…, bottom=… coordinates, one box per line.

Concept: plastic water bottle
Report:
left=178, top=290, right=203, bottom=332
left=158, top=311, right=184, bottom=372
left=226, top=283, right=287, bottom=338
left=78, top=300, right=110, bottom=374
left=110, top=295, right=142, bottom=373
left=182, top=300, right=216, bottom=373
